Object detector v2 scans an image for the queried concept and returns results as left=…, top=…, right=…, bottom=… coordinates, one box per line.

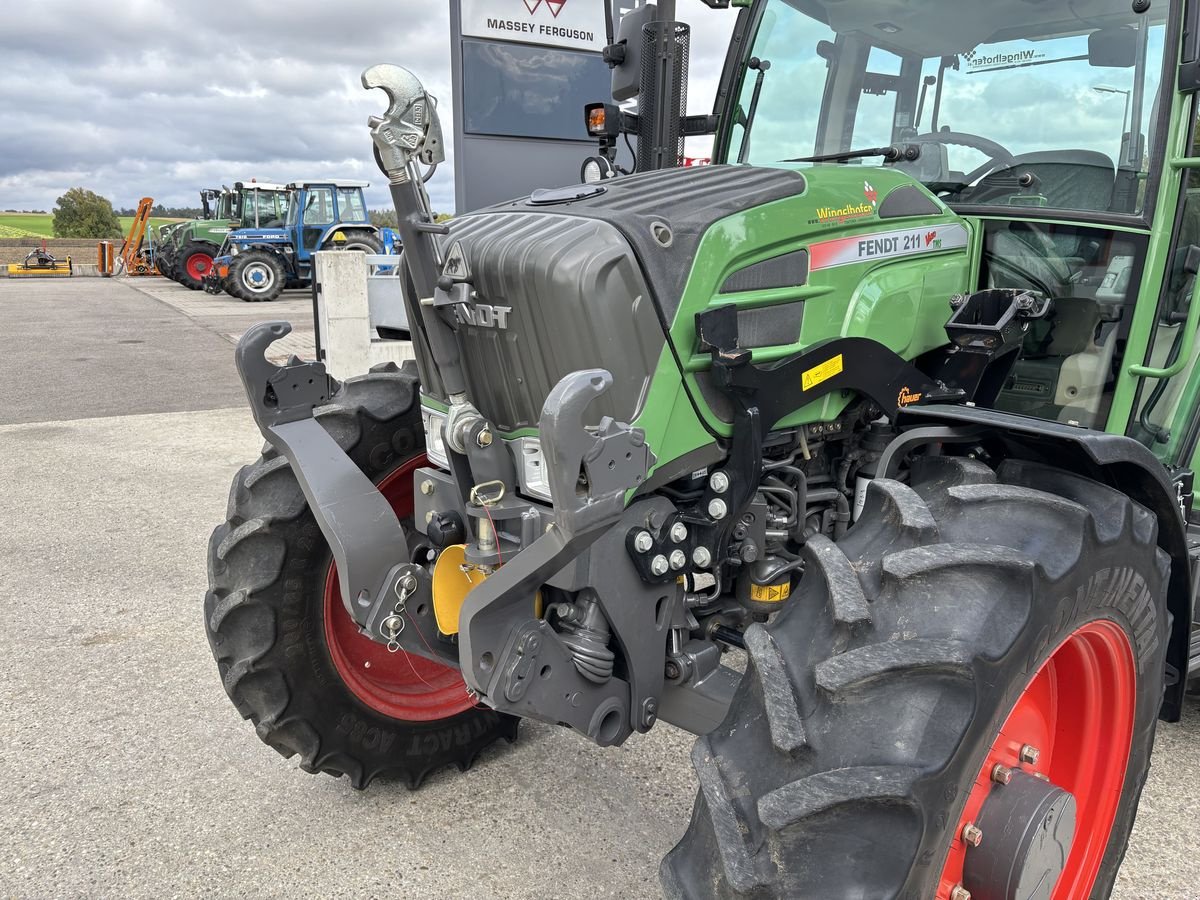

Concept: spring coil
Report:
left=560, top=626, right=615, bottom=684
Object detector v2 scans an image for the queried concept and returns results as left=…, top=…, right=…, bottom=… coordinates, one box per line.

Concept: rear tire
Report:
left=226, top=249, right=285, bottom=302
left=177, top=241, right=216, bottom=290
left=663, top=457, right=1169, bottom=899
left=323, top=230, right=383, bottom=254
left=204, top=365, right=518, bottom=788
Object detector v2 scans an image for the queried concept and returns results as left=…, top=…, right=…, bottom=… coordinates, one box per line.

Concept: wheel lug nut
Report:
left=961, top=823, right=983, bottom=847
left=1019, top=743, right=1040, bottom=765
left=991, top=764, right=1013, bottom=785
left=950, top=886, right=972, bottom=900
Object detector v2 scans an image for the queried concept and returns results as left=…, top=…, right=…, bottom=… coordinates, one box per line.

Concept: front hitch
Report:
left=234, top=322, right=429, bottom=651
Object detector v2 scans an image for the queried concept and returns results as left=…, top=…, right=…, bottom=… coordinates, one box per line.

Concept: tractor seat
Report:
left=976, top=150, right=1116, bottom=212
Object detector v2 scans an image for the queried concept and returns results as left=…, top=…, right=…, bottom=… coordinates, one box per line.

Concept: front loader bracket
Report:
left=234, top=322, right=417, bottom=646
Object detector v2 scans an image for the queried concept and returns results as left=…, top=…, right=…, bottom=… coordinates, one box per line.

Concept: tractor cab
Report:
left=232, top=181, right=291, bottom=229
left=714, top=0, right=1199, bottom=473
left=280, top=181, right=373, bottom=255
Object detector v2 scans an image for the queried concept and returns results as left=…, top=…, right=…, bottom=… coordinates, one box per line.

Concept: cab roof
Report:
left=233, top=181, right=289, bottom=192
left=287, top=180, right=370, bottom=190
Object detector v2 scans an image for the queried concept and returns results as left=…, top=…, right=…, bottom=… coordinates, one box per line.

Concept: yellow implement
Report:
left=6, top=242, right=72, bottom=277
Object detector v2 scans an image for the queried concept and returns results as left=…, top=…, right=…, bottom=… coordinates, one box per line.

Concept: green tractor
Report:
left=155, top=189, right=219, bottom=282
left=204, top=2, right=1200, bottom=897
left=160, top=182, right=289, bottom=290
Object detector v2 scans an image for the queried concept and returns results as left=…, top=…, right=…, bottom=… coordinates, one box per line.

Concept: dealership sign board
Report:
left=460, top=0, right=607, bottom=52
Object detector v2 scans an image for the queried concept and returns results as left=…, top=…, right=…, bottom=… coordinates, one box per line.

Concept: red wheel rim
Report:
left=185, top=252, right=213, bottom=280
left=323, top=453, right=476, bottom=722
left=938, top=619, right=1136, bottom=898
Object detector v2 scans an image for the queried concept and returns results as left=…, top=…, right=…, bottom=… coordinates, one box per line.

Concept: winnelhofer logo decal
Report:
left=963, top=47, right=1047, bottom=72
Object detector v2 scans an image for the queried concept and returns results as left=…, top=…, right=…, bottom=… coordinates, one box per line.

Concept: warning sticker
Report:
left=749, top=582, right=791, bottom=603
left=810, top=223, right=969, bottom=272
left=802, top=354, right=844, bottom=391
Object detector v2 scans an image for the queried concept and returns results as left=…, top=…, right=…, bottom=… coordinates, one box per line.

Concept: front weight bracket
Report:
left=234, top=322, right=423, bottom=651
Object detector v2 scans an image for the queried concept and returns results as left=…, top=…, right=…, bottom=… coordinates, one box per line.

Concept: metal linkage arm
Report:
left=234, top=322, right=413, bottom=643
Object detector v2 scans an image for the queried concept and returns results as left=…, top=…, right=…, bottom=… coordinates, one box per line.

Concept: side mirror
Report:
left=1089, top=26, right=1137, bottom=68
left=611, top=4, right=659, bottom=101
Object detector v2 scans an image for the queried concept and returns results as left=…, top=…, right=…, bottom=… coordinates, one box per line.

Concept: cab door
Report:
left=300, top=187, right=336, bottom=253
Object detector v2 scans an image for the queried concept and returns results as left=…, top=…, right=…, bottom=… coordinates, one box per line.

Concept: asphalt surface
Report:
left=1, top=277, right=1198, bottom=898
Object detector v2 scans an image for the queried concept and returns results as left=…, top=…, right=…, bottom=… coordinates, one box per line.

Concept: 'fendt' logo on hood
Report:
left=454, top=302, right=512, bottom=329
left=443, top=241, right=511, bottom=329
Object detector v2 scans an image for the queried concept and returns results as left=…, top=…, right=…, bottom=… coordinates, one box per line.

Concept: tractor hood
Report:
left=228, top=229, right=290, bottom=244
left=423, top=165, right=972, bottom=436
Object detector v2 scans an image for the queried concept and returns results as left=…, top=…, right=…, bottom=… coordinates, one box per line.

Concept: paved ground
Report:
left=1, top=277, right=1198, bottom=898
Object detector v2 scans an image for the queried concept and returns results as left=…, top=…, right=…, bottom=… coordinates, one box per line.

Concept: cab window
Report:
left=303, top=188, right=335, bottom=226
left=336, top=188, right=366, bottom=223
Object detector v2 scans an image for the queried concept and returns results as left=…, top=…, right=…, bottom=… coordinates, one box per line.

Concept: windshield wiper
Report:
left=785, top=144, right=921, bottom=164
left=737, top=57, right=771, bottom=165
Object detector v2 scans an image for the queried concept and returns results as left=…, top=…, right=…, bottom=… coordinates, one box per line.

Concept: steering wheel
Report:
left=912, top=130, right=1019, bottom=185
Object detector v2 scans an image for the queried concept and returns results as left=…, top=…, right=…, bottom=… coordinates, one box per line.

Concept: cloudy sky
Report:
left=0, top=2, right=735, bottom=216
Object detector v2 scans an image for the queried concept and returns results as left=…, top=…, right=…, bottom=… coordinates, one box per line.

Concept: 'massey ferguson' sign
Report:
left=461, top=0, right=606, bottom=52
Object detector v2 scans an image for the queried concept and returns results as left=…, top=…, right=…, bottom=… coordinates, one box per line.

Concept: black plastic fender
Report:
left=895, top=403, right=1191, bottom=720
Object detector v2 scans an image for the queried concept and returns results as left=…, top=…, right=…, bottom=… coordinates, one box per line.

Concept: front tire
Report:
left=204, top=366, right=518, bottom=788
left=663, top=457, right=1170, bottom=899
left=226, top=249, right=285, bottom=302
left=177, top=241, right=216, bottom=290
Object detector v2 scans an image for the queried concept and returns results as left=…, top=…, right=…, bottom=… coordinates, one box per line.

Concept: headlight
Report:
left=421, top=407, right=449, bottom=468
left=580, top=155, right=615, bottom=184
left=512, top=437, right=551, bottom=502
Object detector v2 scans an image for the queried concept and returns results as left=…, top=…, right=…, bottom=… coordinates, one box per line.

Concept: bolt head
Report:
left=420, top=479, right=435, bottom=495
left=709, top=471, right=730, bottom=493
left=650, top=554, right=670, bottom=576
left=669, top=522, right=688, bottom=543
left=664, top=661, right=681, bottom=680
left=708, top=498, right=728, bottom=520
left=1019, top=743, right=1041, bottom=765
left=692, top=546, right=712, bottom=568
left=950, top=886, right=972, bottom=900
left=633, top=531, right=654, bottom=553
left=669, top=549, right=687, bottom=570
left=476, top=429, right=493, bottom=448
left=991, top=763, right=1013, bottom=785
left=961, top=823, right=983, bottom=847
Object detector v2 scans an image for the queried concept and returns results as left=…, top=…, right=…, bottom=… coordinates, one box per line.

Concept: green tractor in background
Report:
left=204, top=1, right=1200, bottom=898
left=158, top=182, right=289, bottom=290
left=155, top=188, right=219, bottom=282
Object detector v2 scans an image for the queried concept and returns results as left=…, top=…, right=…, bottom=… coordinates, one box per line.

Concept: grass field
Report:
left=0, top=213, right=183, bottom=239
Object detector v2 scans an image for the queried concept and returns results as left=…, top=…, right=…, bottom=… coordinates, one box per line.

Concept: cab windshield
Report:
left=216, top=192, right=236, bottom=220
left=727, top=0, right=1170, bottom=216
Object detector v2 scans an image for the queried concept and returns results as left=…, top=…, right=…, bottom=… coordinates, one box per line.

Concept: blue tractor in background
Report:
left=205, top=180, right=389, bottom=302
